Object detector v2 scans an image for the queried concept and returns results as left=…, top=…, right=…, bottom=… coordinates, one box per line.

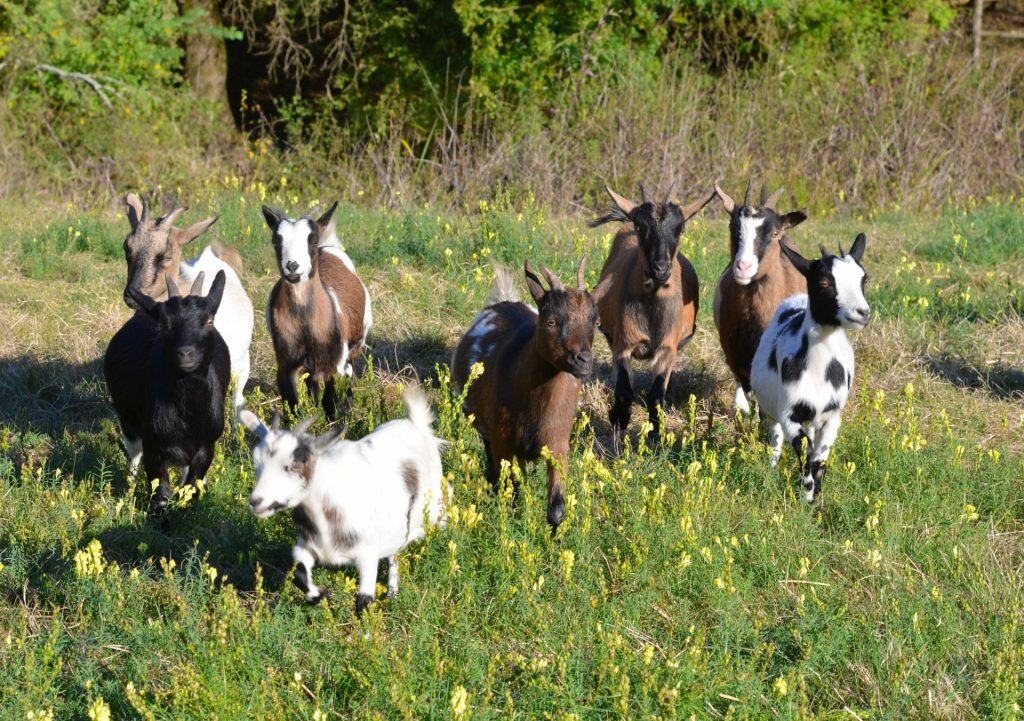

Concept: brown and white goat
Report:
left=451, top=260, right=612, bottom=530
left=711, top=181, right=808, bottom=413
left=263, top=202, right=372, bottom=421
left=589, top=184, right=712, bottom=441
left=122, top=193, right=254, bottom=412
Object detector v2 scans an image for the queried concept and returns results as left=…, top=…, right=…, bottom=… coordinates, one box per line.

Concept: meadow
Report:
left=1, top=183, right=1023, bottom=720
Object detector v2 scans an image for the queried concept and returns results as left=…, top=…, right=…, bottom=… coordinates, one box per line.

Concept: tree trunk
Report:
left=183, top=0, right=234, bottom=130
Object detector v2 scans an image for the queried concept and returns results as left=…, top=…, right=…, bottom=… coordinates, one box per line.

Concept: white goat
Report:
left=751, top=234, right=870, bottom=502
left=239, top=387, right=447, bottom=614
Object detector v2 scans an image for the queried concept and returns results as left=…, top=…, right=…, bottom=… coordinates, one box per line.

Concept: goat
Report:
left=589, top=184, right=713, bottom=441
left=239, top=386, right=446, bottom=615
left=262, top=202, right=372, bottom=421
left=451, top=259, right=612, bottom=530
left=750, top=234, right=870, bottom=502
left=712, top=180, right=808, bottom=414
left=122, top=193, right=254, bottom=412
left=104, top=270, right=230, bottom=512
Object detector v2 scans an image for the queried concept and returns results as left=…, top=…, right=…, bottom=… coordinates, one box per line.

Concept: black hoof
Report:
left=546, top=492, right=564, bottom=530
left=355, top=593, right=374, bottom=617
left=609, top=406, right=630, bottom=433
left=304, top=589, right=330, bottom=605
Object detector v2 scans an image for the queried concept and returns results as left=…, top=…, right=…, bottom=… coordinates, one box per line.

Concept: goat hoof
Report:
left=306, top=589, right=330, bottom=605
left=546, top=494, right=565, bottom=530
left=645, top=428, right=661, bottom=448
left=151, top=495, right=170, bottom=514
left=354, top=593, right=375, bottom=617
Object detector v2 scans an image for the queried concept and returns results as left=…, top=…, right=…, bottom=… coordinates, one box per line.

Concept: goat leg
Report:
left=144, top=452, right=172, bottom=514
left=609, top=357, right=634, bottom=433
left=318, top=377, right=338, bottom=421
left=646, top=347, right=675, bottom=444
left=354, top=555, right=378, bottom=617
left=386, top=556, right=399, bottom=599
left=545, top=452, right=567, bottom=531
left=184, top=444, right=214, bottom=492
left=277, top=366, right=300, bottom=415
left=293, top=545, right=328, bottom=604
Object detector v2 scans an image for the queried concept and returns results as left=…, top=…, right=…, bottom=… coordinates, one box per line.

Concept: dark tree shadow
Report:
left=0, top=353, right=109, bottom=434
left=923, top=353, right=1024, bottom=401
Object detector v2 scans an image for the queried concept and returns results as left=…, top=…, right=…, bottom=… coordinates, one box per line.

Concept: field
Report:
left=1, top=186, right=1023, bottom=720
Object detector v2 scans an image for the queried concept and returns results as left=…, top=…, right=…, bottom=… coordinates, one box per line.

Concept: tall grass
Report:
left=2, top=39, right=1021, bottom=215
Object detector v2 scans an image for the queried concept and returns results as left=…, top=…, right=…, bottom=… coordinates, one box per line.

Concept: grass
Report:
left=1, top=189, right=1023, bottom=720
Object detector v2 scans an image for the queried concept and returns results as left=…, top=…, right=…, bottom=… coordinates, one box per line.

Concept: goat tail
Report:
left=487, top=264, right=520, bottom=305
left=402, top=384, right=439, bottom=439
left=210, top=242, right=245, bottom=278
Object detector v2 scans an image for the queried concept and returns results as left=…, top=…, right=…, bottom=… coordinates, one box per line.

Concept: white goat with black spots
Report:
left=239, top=387, right=447, bottom=615
left=751, top=233, right=870, bottom=502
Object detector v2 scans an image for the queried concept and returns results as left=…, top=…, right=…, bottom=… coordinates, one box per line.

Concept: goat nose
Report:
left=285, top=260, right=299, bottom=272
left=249, top=496, right=263, bottom=510
left=576, top=349, right=593, bottom=365
left=736, top=259, right=753, bottom=272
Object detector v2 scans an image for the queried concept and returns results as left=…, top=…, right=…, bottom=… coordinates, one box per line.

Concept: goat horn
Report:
left=577, top=255, right=588, bottom=290
left=639, top=183, right=650, bottom=205
left=189, top=271, right=206, bottom=296
left=293, top=417, right=316, bottom=436
left=271, top=411, right=281, bottom=432
left=604, top=185, right=636, bottom=215
left=764, top=187, right=784, bottom=210
left=838, top=241, right=846, bottom=256
left=679, top=190, right=715, bottom=221
left=760, top=185, right=769, bottom=206
left=818, top=243, right=830, bottom=258
left=743, top=178, right=754, bottom=207
left=165, top=273, right=180, bottom=298
left=305, top=202, right=324, bottom=220
left=661, top=181, right=676, bottom=206
left=159, top=206, right=187, bottom=228
left=539, top=264, right=564, bottom=291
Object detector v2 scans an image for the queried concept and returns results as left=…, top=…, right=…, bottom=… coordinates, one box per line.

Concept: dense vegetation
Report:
left=0, top=1, right=1021, bottom=209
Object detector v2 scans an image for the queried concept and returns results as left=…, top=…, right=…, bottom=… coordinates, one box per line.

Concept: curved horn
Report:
left=764, top=187, right=784, bottom=210
left=760, top=185, right=769, bottom=206
left=661, top=181, right=676, bottom=206
left=305, top=202, right=324, bottom=220
left=271, top=411, right=281, bottom=432
left=293, top=417, right=316, bottom=437
left=159, top=206, right=187, bottom=228
left=639, top=183, right=650, bottom=205
left=604, top=185, right=636, bottom=215
left=576, top=255, right=588, bottom=290
left=166, top=273, right=180, bottom=298
left=837, top=240, right=847, bottom=256
left=818, top=243, right=831, bottom=259
left=679, top=190, right=716, bottom=221
left=742, top=178, right=754, bottom=207
left=189, top=271, right=206, bottom=296
left=539, top=264, right=565, bottom=291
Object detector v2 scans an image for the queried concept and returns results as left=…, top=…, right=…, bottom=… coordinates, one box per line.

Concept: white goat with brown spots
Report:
left=239, top=387, right=446, bottom=615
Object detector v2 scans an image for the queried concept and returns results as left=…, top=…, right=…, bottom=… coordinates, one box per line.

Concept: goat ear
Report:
left=680, top=189, right=715, bottom=221
left=605, top=185, right=636, bottom=216
left=238, top=409, right=269, bottom=439
left=203, top=270, right=227, bottom=313
left=171, top=216, right=218, bottom=247
left=779, top=209, right=808, bottom=231
left=127, top=286, right=160, bottom=319
left=589, top=273, right=614, bottom=304
left=714, top=184, right=735, bottom=214
left=262, top=205, right=284, bottom=232
left=125, top=193, right=146, bottom=230
left=157, top=206, right=186, bottom=229
left=849, top=233, right=866, bottom=262
left=311, top=424, right=347, bottom=454
left=780, top=241, right=811, bottom=277
left=314, top=201, right=339, bottom=235
left=524, top=261, right=547, bottom=304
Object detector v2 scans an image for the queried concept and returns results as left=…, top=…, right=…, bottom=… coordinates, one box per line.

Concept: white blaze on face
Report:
left=734, top=215, right=766, bottom=284
left=248, top=432, right=308, bottom=517
left=277, top=219, right=314, bottom=282
left=831, top=256, right=869, bottom=327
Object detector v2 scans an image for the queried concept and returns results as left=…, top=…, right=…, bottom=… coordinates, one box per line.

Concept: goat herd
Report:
left=99, top=181, right=870, bottom=613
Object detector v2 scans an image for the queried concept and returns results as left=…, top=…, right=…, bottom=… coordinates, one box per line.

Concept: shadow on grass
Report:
left=923, top=352, right=1024, bottom=401
left=368, top=331, right=452, bottom=382
left=0, top=353, right=109, bottom=434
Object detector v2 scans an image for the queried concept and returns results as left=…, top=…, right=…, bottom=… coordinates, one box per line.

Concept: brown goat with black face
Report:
left=451, top=259, right=612, bottom=530
left=590, top=185, right=713, bottom=442
left=263, top=202, right=372, bottom=421
left=712, top=180, right=808, bottom=414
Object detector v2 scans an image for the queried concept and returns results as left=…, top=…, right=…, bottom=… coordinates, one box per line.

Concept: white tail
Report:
left=402, top=385, right=435, bottom=435
left=487, top=265, right=520, bottom=305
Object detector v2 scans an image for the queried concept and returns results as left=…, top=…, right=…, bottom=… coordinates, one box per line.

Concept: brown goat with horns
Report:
left=590, top=184, right=713, bottom=442
left=451, top=259, right=612, bottom=530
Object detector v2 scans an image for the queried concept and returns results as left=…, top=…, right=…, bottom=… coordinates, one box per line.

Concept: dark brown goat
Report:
left=451, top=260, right=612, bottom=530
left=263, top=202, right=372, bottom=421
left=712, top=180, right=808, bottom=413
left=590, top=184, right=712, bottom=442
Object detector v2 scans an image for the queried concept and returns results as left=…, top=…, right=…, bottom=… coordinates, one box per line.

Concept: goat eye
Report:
left=206, top=318, right=214, bottom=326
left=546, top=318, right=556, bottom=327
left=819, top=279, right=830, bottom=288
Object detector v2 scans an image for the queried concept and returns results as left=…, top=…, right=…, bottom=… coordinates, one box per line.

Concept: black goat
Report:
left=104, top=270, right=231, bottom=512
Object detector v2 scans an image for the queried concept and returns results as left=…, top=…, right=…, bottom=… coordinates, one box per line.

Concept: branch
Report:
left=36, top=63, right=113, bottom=108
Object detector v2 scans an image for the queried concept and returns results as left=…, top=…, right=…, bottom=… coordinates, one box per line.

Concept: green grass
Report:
left=1, top=191, right=1023, bottom=720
